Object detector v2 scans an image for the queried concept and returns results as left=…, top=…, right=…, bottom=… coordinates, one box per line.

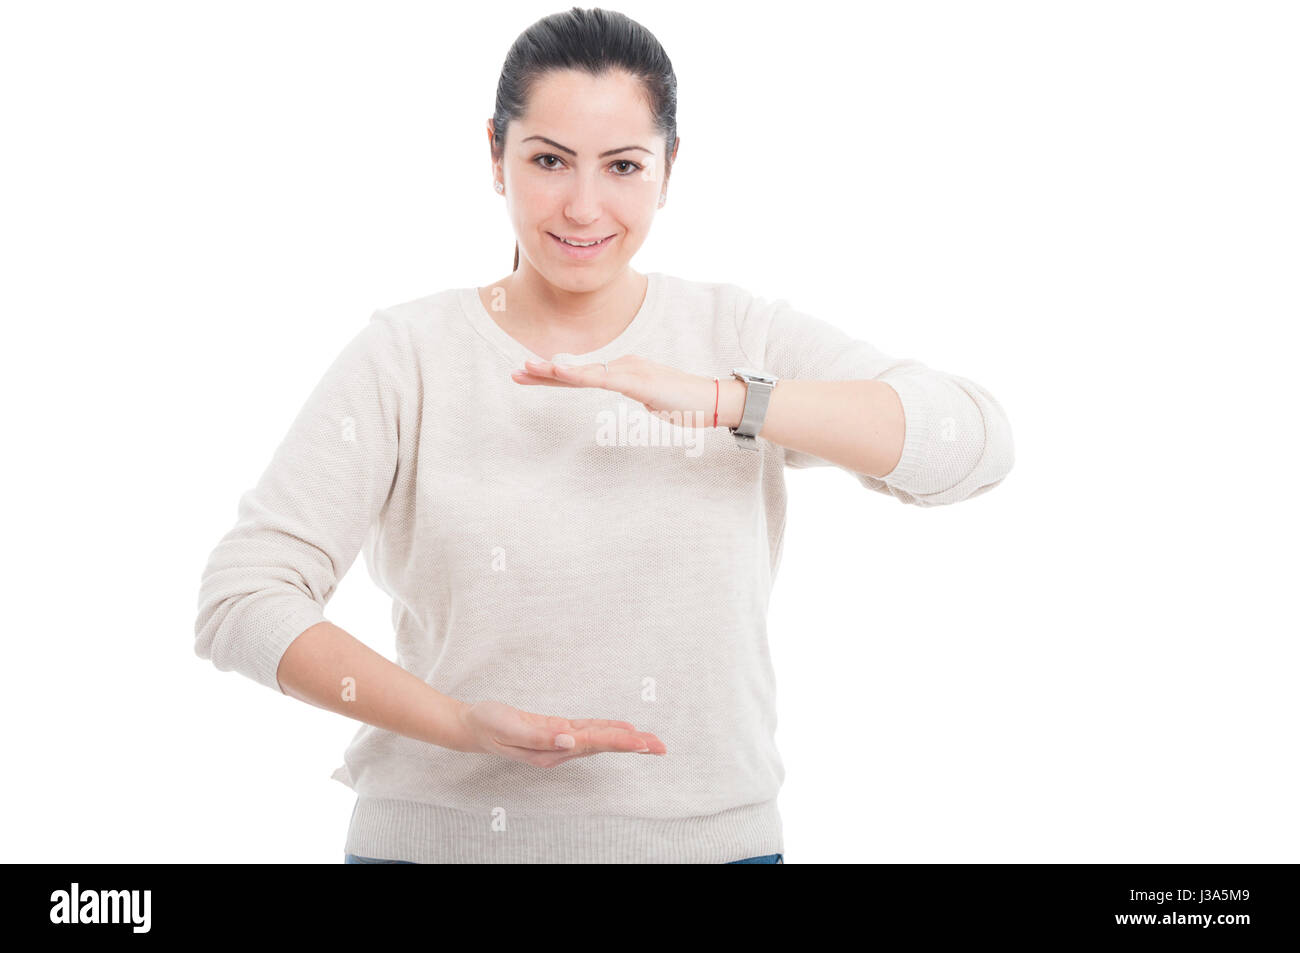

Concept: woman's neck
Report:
left=478, top=266, right=648, bottom=359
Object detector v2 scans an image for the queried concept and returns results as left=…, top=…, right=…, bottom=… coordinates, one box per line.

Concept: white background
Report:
left=2, top=0, right=1295, bottom=863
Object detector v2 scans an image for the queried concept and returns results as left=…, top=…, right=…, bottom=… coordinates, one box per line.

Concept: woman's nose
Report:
left=563, top=178, right=602, bottom=221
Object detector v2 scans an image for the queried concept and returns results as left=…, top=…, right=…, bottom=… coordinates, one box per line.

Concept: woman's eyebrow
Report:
left=521, top=135, right=654, bottom=158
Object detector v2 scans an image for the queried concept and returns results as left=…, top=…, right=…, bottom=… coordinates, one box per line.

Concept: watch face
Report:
left=732, top=367, right=779, bottom=385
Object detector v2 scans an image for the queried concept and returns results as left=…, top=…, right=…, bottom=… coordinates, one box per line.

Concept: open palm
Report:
left=460, top=699, right=667, bottom=768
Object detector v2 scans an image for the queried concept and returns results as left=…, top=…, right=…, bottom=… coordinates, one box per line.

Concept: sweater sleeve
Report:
left=732, top=286, right=1014, bottom=507
left=194, top=309, right=408, bottom=694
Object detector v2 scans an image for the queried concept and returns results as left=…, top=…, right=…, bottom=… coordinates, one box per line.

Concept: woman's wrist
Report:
left=718, top=377, right=747, bottom=431
left=429, top=694, right=482, bottom=753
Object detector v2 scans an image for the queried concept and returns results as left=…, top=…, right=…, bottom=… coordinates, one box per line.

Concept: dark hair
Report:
left=490, top=7, right=679, bottom=272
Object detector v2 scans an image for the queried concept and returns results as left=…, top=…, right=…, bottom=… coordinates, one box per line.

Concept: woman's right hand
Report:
left=458, top=699, right=667, bottom=768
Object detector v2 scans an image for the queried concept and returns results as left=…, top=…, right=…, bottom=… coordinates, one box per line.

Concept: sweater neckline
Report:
left=459, top=271, right=664, bottom=367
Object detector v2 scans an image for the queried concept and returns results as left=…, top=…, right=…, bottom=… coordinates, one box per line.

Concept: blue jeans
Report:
left=345, top=852, right=783, bottom=863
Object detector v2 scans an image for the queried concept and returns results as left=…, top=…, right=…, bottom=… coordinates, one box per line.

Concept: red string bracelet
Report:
left=713, top=377, right=720, bottom=428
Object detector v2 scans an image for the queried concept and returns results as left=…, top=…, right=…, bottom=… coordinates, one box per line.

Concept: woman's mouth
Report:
left=548, top=231, right=615, bottom=260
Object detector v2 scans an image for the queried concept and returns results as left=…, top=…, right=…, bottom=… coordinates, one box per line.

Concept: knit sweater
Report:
left=194, top=270, right=1015, bottom=863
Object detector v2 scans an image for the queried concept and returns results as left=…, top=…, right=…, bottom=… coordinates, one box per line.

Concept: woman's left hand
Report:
left=512, top=355, right=738, bottom=430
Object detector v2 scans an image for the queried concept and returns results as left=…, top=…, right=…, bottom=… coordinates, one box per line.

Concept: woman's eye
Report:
left=532, top=155, right=643, bottom=176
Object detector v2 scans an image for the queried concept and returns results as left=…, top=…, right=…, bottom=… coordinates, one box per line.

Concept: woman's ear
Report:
left=659, top=136, right=680, bottom=205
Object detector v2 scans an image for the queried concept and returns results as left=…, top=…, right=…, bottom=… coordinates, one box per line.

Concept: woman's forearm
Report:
left=275, top=620, right=478, bottom=753
left=719, top=377, right=905, bottom=478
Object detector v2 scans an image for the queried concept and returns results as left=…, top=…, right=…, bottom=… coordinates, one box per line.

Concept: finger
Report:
left=558, top=738, right=664, bottom=762
left=494, top=735, right=577, bottom=753
left=568, top=718, right=639, bottom=732
left=576, top=726, right=664, bottom=754
left=628, top=732, right=667, bottom=754
left=521, top=359, right=567, bottom=380
left=544, top=728, right=667, bottom=763
left=532, top=359, right=611, bottom=390
left=510, top=369, right=577, bottom=387
left=494, top=714, right=580, bottom=752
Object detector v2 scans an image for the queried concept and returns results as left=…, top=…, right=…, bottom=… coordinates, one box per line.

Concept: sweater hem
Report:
left=343, top=794, right=783, bottom=864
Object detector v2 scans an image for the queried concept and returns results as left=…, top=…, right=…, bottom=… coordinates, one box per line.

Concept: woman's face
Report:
left=493, top=68, right=673, bottom=289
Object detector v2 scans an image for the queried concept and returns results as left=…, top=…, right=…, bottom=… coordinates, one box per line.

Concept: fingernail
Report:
left=555, top=733, right=575, bottom=749
left=636, top=746, right=651, bottom=753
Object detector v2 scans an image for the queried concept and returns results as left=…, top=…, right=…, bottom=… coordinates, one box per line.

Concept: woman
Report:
left=194, top=7, right=1015, bottom=864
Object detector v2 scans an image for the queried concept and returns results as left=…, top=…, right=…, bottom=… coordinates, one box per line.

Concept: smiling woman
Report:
left=193, top=5, right=1014, bottom=867
left=489, top=9, right=676, bottom=280
left=495, top=66, right=666, bottom=280
left=475, top=24, right=679, bottom=350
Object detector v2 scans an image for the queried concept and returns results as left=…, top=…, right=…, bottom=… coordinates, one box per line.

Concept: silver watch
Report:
left=729, top=367, right=779, bottom=450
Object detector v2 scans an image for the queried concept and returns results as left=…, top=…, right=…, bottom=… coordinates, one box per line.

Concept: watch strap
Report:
left=730, top=368, right=778, bottom=450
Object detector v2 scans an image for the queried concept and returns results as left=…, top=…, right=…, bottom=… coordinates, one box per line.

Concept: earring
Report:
left=494, top=181, right=504, bottom=194
left=658, top=193, right=666, bottom=207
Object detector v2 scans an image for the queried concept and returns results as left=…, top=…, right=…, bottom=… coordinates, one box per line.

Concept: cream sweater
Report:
left=194, top=270, right=1015, bottom=863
